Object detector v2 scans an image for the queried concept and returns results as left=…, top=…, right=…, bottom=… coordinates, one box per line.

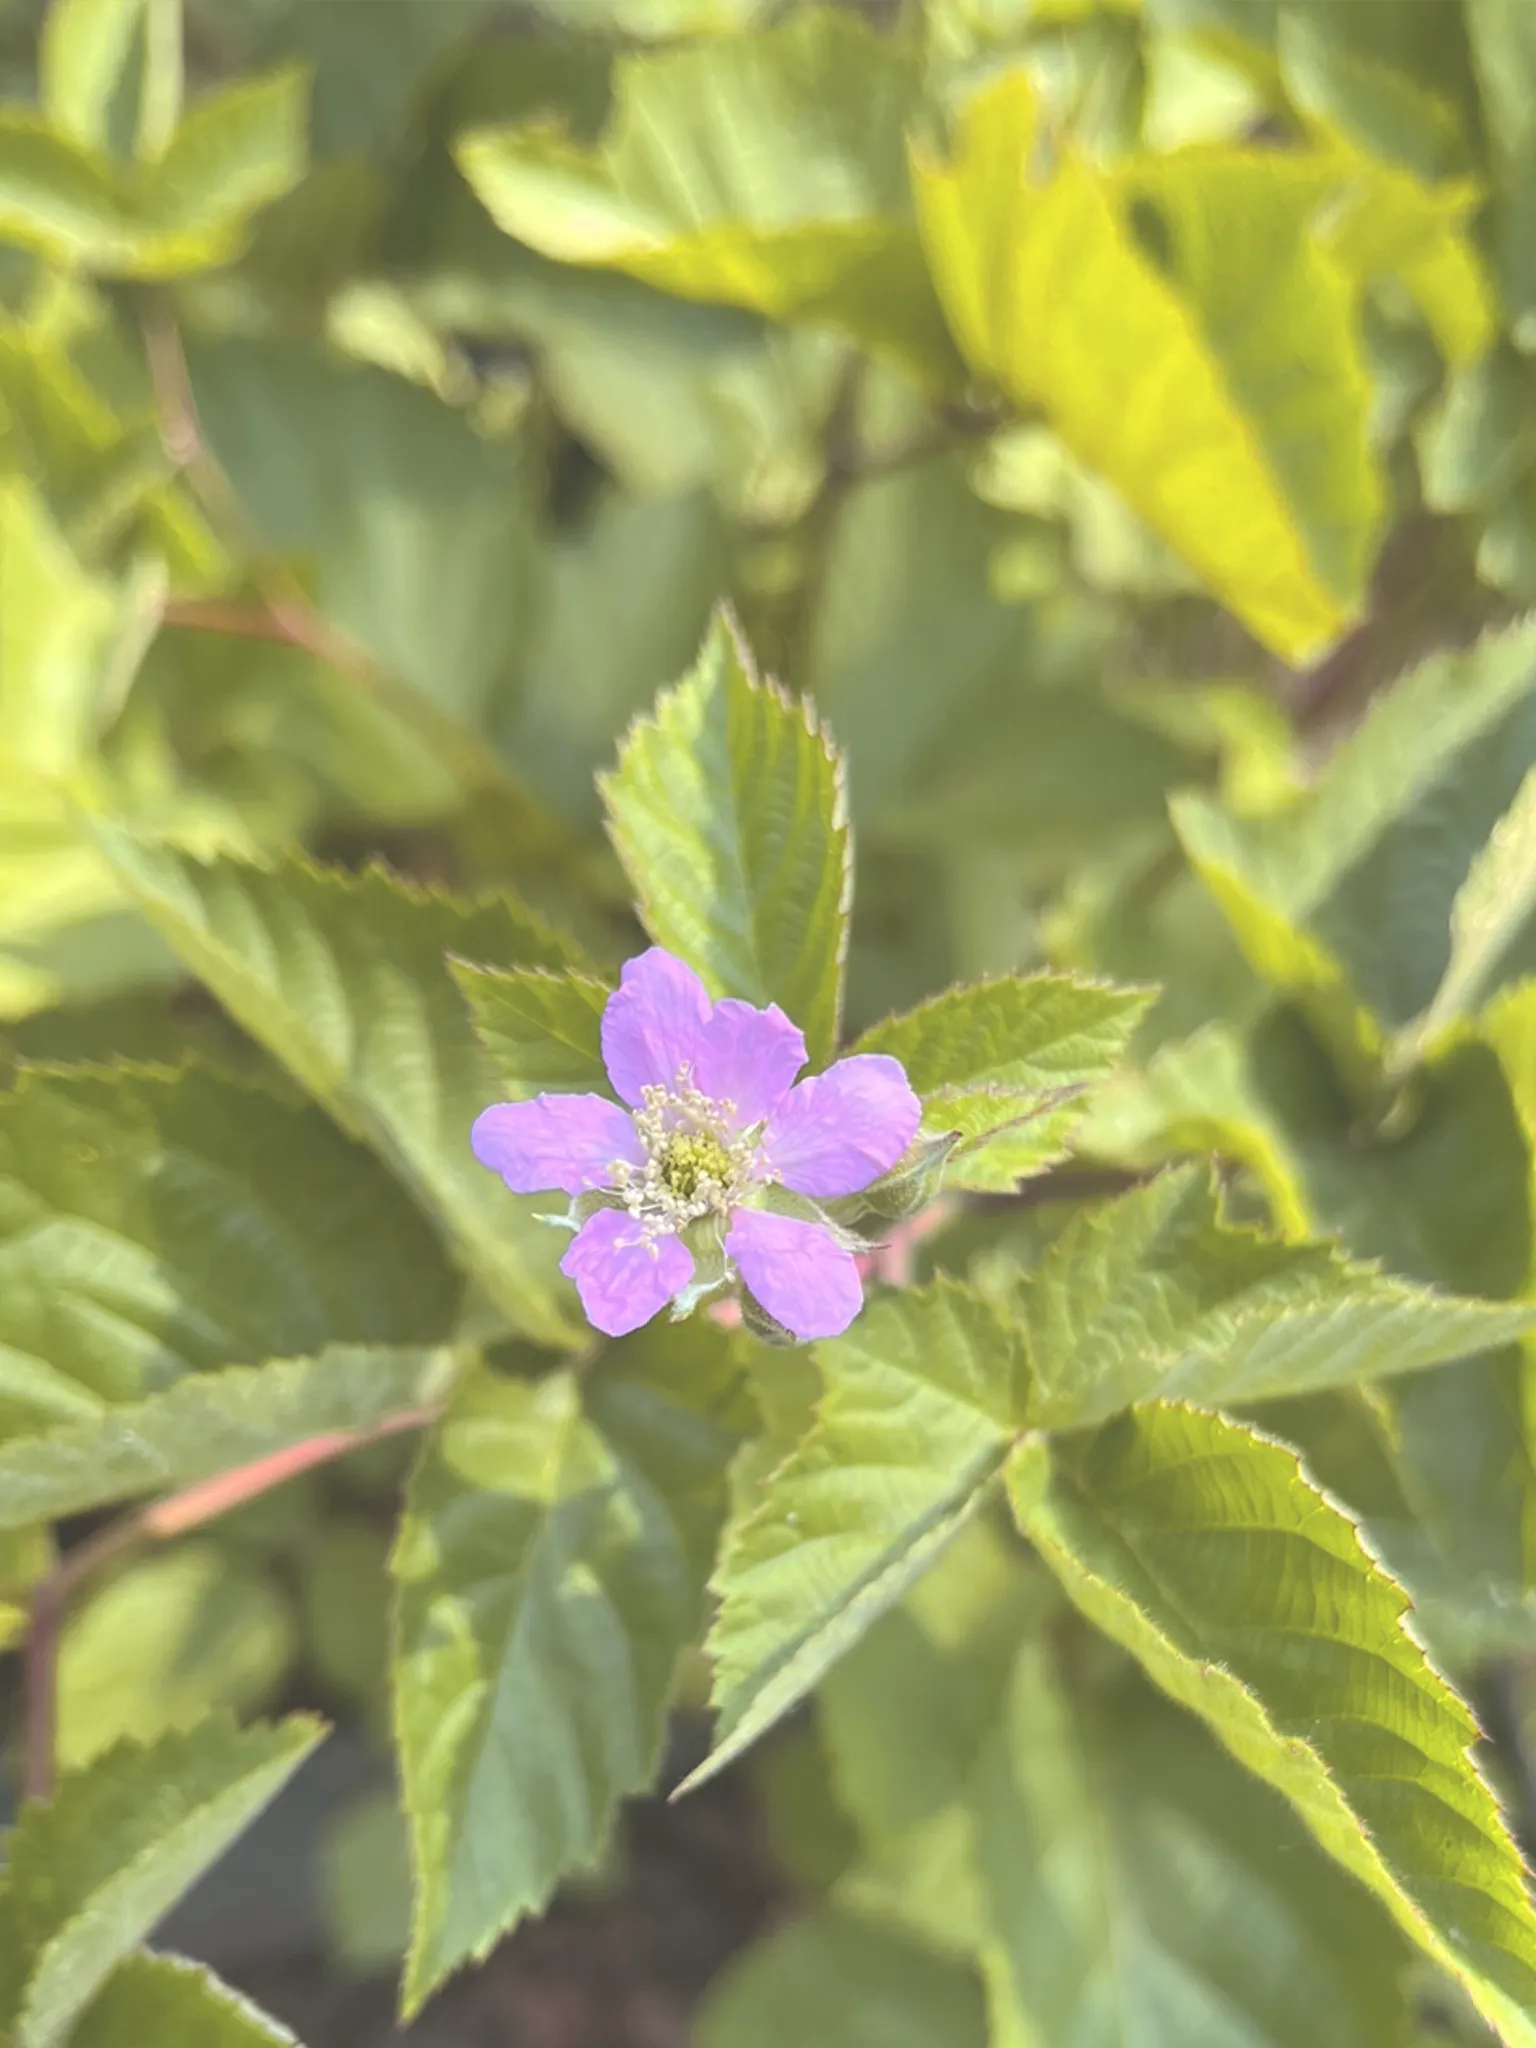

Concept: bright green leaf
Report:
left=0, top=1063, right=459, bottom=1436
left=85, top=825, right=585, bottom=1346
left=451, top=961, right=610, bottom=1099
left=133, top=67, right=308, bottom=272
left=455, top=7, right=956, bottom=386
left=7, top=1714, right=323, bottom=2048
left=975, top=1648, right=1411, bottom=2048
left=0, top=1344, right=461, bottom=1530
left=853, top=973, right=1152, bottom=1191
left=912, top=74, right=1379, bottom=660
left=72, top=1952, right=299, bottom=2048
left=0, top=118, right=136, bottom=269
left=1013, top=1163, right=1533, bottom=1428
left=1016, top=1404, right=1536, bottom=2045
left=688, top=1281, right=1025, bottom=1790
left=601, top=611, right=850, bottom=1067
left=1173, top=617, right=1536, bottom=1044
left=59, top=1544, right=295, bottom=1770
left=0, top=477, right=120, bottom=777
left=1406, top=767, right=1536, bottom=1054
left=392, top=1322, right=740, bottom=2014
left=41, top=0, right=149, bottom=153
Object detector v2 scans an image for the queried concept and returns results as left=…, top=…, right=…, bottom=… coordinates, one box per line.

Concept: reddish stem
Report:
left=21, top=1404, right=437, bottom=1804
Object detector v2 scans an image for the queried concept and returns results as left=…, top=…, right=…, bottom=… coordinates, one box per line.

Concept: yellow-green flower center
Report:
left=658, top=1131, right=735, bottom=1201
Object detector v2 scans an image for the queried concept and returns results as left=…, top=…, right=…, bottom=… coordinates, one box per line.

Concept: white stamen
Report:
left=608, top=1065, right=759, bottom=1241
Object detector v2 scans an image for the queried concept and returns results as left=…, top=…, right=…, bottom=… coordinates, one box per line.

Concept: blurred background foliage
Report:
left=6, top=0, right=1536, bottom=2040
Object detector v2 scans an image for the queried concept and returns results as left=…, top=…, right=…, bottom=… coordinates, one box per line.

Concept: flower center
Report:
left=658, top=1130, right=734, bottom=1202
left=611, top=1074, right=758, bottom=1236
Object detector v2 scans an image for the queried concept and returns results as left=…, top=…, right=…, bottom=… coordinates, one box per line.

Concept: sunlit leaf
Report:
left=392, top=1322, right=740, bottom=2013
left=6, top=1715, right=322, bottom=2048
left=1016, top=1405, right=1536, bottom=2045
left=456, top=7, right=956, bottom=385
left=86, top=826, right=584, bottom=1346
left=689, top=1281, right=1025, bottom=1790
left=602, top=611, right=850, bottom=1067
left=912, top=74, right=1380, bottom=659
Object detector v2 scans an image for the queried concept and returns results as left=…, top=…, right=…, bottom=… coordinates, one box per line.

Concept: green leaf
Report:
left=42, top=0, right=153, bottom=151
left=451, top=961, right=610, bottom=1099
left=696, top=1912, right=986, bottom=2048
left=455, top=8, right=956, bottom=386
left=0, top=476, right=121, bottom=777
left=0, top=118, right=136, bottom=269
left=601, top=610, right=850, bottom=1068
left=0, top=1063, right=459, bottom=1436
left=1173, top=618, right=1536, bottom=1043
left=1465, top=0, right=1536, bottom=344
left=0, top=1345, right=461, bottom=1530
left=0, top=70, right=305, bottom=277
left=688, top=1280, right=1025, bottom=1791
left=1406, top=766, right=1536, bottom=1053
left=59, top=1544, right=294, bottom=1771
left=392, top=1322, right=740, bottom=2014
left=1012, top=1163, right=1533, bottom=1429
left=974, top=1649, right=1412, bottom=2048
left=1078, top=1021, right=1314, bottom=1238
left=912, top=75, right=1379, bottom=661
left=853, top=974, right=1152, bottom=1192
left=40, top=0, right=182, bottom=160
left=1015, top=1404, right=1536, bottom=2045
left=7, top=1714, right=322, bottom=2048
left=72, top=1953, right=299, bottom=2048
left=132, top=68, right=308, bottom=272
left=85, top=825, right=585, bottom=1347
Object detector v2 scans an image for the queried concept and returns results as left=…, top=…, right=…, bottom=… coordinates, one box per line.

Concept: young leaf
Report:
left=852, top=974, right=1152, bottom=1191
left=601, top=611, right=850, bottom=1068
left=85, top=825, right=585, bottom=1347
left=1407, top=763, right=1536, bottom=1054
left=912, top=73, right=1377, bottom=661
left=0, top=117, right=135, bottom=268
left=0, top=1345, right=461, bottom=1531
left=0, top=1063, right=459, bottom=1436
left=42, top=0, right=153, bottom=151
left=1173, top=617, right=1536, bottom=1039
left=455, top=8, right=956, bottom=386
left=72, top=1953, right=299, bottom=2048
left=696, top=1911, right=986, bottom=2048
left=392, top=1323, right=740, bottom=2015
left=1013, top=1164, right=1534, bottom=1429
left=450, top=961, right=610, bottom=1099
left=973, top=1649, right=1411, bottom=2048
left=687, top=1281, right=1025, bottom=1791
left=7, top=1714, right=322, bottom=2048
left=134, top=69, right=308, bottom=274
left=1015, top=1405, right=1536, bottom=2045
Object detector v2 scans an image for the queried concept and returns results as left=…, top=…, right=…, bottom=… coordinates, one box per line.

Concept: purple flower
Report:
left=471, top=948, right=923, bottom=1342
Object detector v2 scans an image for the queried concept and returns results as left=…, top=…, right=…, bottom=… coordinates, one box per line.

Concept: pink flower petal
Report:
left=692, top=998, right=806, bottom=1129
left=726, top=1208, right=864, bottom=1341
left=761, top=1054, right=922, bottom=1198
left=601, top=948, right=712, bottom=1107
left=561, top=1209, right=693, bottom=1337
left=471, top=1095, right=643, bottom=1196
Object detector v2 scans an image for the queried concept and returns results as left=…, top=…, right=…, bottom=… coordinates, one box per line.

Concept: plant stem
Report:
left=20, top=1403, right=435, bottom=1805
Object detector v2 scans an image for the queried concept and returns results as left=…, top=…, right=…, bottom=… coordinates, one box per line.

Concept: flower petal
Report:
left=471, top=1095, right=643, bottom=1196
left=601, top=948, right=712, bottom=1107
left=726, top=1209, right=864, bottom=1341
left=693, top=998, right=806, bottom=1128
left=560, top=1209, right=693, bottom=1337
left=761, top=1054, right=923, bottom=1197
